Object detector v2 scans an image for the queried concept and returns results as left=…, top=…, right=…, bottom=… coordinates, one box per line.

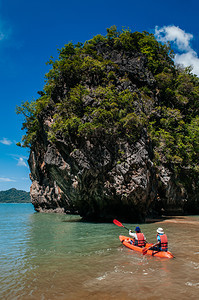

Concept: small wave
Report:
left=96, top=273, right=108, bottom=281
left=189, top=261, right=199, bottom=269
left=186, top=282, right=199, bottom=288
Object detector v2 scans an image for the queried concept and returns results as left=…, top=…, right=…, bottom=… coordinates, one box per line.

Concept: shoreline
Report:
left=145, top=215, right=199, bottom=225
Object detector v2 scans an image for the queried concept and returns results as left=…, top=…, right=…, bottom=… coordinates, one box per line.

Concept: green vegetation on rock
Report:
left=16, top=26, right=199, bottom=199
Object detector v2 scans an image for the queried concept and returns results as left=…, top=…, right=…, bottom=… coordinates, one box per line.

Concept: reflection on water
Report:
left=0, top=204, right=199, bottom=299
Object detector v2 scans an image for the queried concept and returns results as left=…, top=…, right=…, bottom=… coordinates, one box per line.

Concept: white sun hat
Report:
left=157, top=227, right=164, bottom=234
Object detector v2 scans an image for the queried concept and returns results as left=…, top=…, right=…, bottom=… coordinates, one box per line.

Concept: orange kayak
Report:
left=119, top=235, right=174, bottom=259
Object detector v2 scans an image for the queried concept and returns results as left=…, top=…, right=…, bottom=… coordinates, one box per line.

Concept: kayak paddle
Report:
left=113, top=219, right=130, bottom=231
left=142, top=242, right=159, bottom=255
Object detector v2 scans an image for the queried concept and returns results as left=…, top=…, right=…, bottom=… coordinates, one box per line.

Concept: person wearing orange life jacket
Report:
left=153, top=227, right=168, bottom=251
left=129, top=226, right=146, bottom=247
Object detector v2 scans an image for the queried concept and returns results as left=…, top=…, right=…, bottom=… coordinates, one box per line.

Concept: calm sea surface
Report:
left=0, top=203, right=199, bottom=300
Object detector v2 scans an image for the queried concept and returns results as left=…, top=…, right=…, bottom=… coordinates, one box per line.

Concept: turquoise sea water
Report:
left=0, top=203, right=199, bottom=299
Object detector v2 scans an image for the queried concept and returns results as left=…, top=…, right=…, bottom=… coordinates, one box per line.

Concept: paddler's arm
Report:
left=153, top=241, right=160, bottom=246
left=129, top=230, right=136, bottom=238
left=150, top=241, right=160, bottom=250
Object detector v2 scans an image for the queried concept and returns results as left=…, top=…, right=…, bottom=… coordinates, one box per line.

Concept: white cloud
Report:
left=175, top=51, right=199, bottom=76
left=155, top=25, right=193, bottom=52
left=10, top=154, right=29, bottom=168
left=0, top=27, right=5, bottom=41
left=0, top=16, right=10, bottom=42
left=0, top=137, right=12, bottom=145
left=155, top=25, right=199, bottom=77
left=0, top=177, right=16, bottom=182
left=17, top=157, right=28, bottom=168
left=0, top=32, right=5, bottom=40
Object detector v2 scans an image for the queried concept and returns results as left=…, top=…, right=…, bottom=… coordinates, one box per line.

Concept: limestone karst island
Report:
left=17, top=27, right=199, bottom=222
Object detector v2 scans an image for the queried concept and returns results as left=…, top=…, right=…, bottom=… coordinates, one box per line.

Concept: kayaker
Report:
left=129, top=226, right=146, bottom=247
left=152, top=227, right=168, bottom=252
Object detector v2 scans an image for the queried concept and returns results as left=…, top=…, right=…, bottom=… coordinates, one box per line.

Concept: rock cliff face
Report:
left=25, top=29, right=199, bottom=222
left=29, top=133, right=187, bottom=221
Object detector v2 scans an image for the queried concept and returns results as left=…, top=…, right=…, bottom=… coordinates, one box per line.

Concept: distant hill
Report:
left=0, top=188, right=31, bottom=203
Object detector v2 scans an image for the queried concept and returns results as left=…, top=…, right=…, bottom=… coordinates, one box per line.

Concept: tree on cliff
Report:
left=16, top=27, right=199, bottom=220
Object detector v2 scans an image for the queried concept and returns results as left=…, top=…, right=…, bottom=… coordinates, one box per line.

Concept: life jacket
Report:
left=158, top=234, right=168, bottom=251
left=134, top=233, right=146, bottom=247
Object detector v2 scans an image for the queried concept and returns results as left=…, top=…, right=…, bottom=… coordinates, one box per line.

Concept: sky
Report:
left=0, top=0, right=199, bottom=192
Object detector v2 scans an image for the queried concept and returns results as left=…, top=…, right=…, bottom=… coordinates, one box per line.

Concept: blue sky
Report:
left=0, top=0, right=199, bottom=191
